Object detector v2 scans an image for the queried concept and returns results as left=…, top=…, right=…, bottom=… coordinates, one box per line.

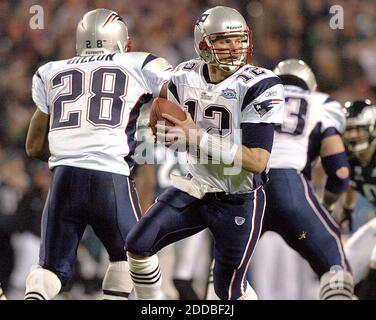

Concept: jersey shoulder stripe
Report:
left=241, top=76, right=282, bottom=111
left=323, top=96, right=335, bottom=104
left=141, top=54, right=158, bottom=69
left=168, top=81, right=180, bottom=104
left=35, top=71, right=43, bottom=81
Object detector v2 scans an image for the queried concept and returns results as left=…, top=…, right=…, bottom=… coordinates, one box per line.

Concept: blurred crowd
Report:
left=0, top=0, right=375, bottom=298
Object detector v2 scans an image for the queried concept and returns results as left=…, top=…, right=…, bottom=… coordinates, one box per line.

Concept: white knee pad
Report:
left=102, top=261, right=132, bottom=300
left=237, top=283, right=258, bottom=300
left=319, top=268, right=354, bottom=300
left=25, top=268, right=62, bottom=300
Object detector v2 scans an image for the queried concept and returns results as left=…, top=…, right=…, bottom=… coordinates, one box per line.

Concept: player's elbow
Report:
left=244, top=162, right=267, bottom=174
left=26, top=147, right=40, bottom=158
left=25, top=142, right=43, bottom=158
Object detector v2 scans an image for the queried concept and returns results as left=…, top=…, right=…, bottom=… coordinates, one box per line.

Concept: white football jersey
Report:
left=32, top=52, right=172, bottom=176
left=269, top=85, right=345, bottom=171
left=167, top=59, right=284, bottom=193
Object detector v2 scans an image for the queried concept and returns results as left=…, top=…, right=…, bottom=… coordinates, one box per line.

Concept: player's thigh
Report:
left=88, top=173, right=142, bottom=261
left=205, top=189, right=266, bottom=299
left=40, top=166, right=87, bottom=280
left=207, top=188, right=266, bottom=266
left=266, top=170, right=346, bottom=275
left=126, top=187, right=206, bottom=256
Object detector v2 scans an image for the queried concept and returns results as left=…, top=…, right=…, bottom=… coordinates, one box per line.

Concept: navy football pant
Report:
left=126, top=186, right=266, bottom=300
left=39, top=166, right=142, bottom=285
left=263, top=169, right=350, bottom=276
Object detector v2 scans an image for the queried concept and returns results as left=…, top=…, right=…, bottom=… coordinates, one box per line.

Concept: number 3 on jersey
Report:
left=51, top=67, right=128, bottom=130
left=275, top=97, right=307, bottom=135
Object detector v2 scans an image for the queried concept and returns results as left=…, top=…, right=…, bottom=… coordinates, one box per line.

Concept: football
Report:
left=149, top=98, right=186, bottom=135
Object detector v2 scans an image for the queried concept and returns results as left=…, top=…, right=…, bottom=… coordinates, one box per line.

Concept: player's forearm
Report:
left=26, top=109, right=50, bottom=162
left=322, top=189, right=341, bottom=210
left=235, top=146, right=270, bottom=174
left=26, top=142, right=50, bottom=162
left=343, top=188, right=358, bottom=210
left=199, top=131, right=269, bottom=174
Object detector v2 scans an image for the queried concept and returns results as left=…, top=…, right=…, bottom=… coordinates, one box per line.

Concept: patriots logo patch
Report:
left=254, top=99, right=283, bottom=117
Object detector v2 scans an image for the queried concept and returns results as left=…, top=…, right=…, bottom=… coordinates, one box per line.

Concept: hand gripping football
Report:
left=149, top=98, right=186, bottom=135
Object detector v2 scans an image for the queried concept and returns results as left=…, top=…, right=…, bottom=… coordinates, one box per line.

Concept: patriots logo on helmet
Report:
left=101, top=12, right=124, bottom=28
left=196, top=13, right=209, bottom=26
left=254, top=99, right=283, bottom=117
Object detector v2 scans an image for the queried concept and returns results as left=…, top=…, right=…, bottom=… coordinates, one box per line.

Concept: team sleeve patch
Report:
left=241, top=80, right=285, bottom=124
left=254, top=98, right=284, bottom=117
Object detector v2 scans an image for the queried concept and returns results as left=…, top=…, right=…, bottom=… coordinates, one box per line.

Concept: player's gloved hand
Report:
left=156, top=111, right=202, bottom=149
left=339, top=208, right=353, bottom=232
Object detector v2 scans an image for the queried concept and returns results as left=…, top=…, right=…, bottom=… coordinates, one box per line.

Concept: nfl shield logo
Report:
left=235, top=216, right=245, bottom=226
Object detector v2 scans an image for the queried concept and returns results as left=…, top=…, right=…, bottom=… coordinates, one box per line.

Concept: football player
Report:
left=342, top=100, right=376, bottom=299
left=125, top=6, right=284, bottom=300
left=258, top=59, right=354, bottom=299
left=24, top=8, right=172, bottom=300
left=209, top=59, right=355, bottom=300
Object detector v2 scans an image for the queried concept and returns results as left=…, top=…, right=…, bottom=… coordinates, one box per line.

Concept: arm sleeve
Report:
left=321, top=152, right=350, bottom=193
left=321, top=127, right=340, bottom=139
left=241, top=76, right=285, bottom=124
left=32, top=69, right=49, bottom=114
left=241, top=122, right=274, bottom=153
left=142, top=55, right=173, bottom=97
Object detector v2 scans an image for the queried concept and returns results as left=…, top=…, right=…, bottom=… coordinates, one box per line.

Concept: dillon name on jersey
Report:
left=32, top=52, right=172, bottom=176
left=167, top=59, right=284, bottom=193
left=349, top=151, right=376, bottom=206
left=269, top=85, right=345, bottom=172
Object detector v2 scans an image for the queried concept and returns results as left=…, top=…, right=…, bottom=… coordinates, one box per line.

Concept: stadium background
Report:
left=0, top=0, right=375, bottom=299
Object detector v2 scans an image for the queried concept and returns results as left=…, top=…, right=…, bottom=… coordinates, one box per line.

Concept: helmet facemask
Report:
left=199, top=30, right=251, bottom=73
left=343, top=101, right=376, bottom=154
left=343, top=125, right=375, bottom=153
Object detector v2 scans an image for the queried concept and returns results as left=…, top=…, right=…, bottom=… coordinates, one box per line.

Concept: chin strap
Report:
left=127, top=36, right=132, bottom=52
left=117, top=37, right=132, bottom=54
